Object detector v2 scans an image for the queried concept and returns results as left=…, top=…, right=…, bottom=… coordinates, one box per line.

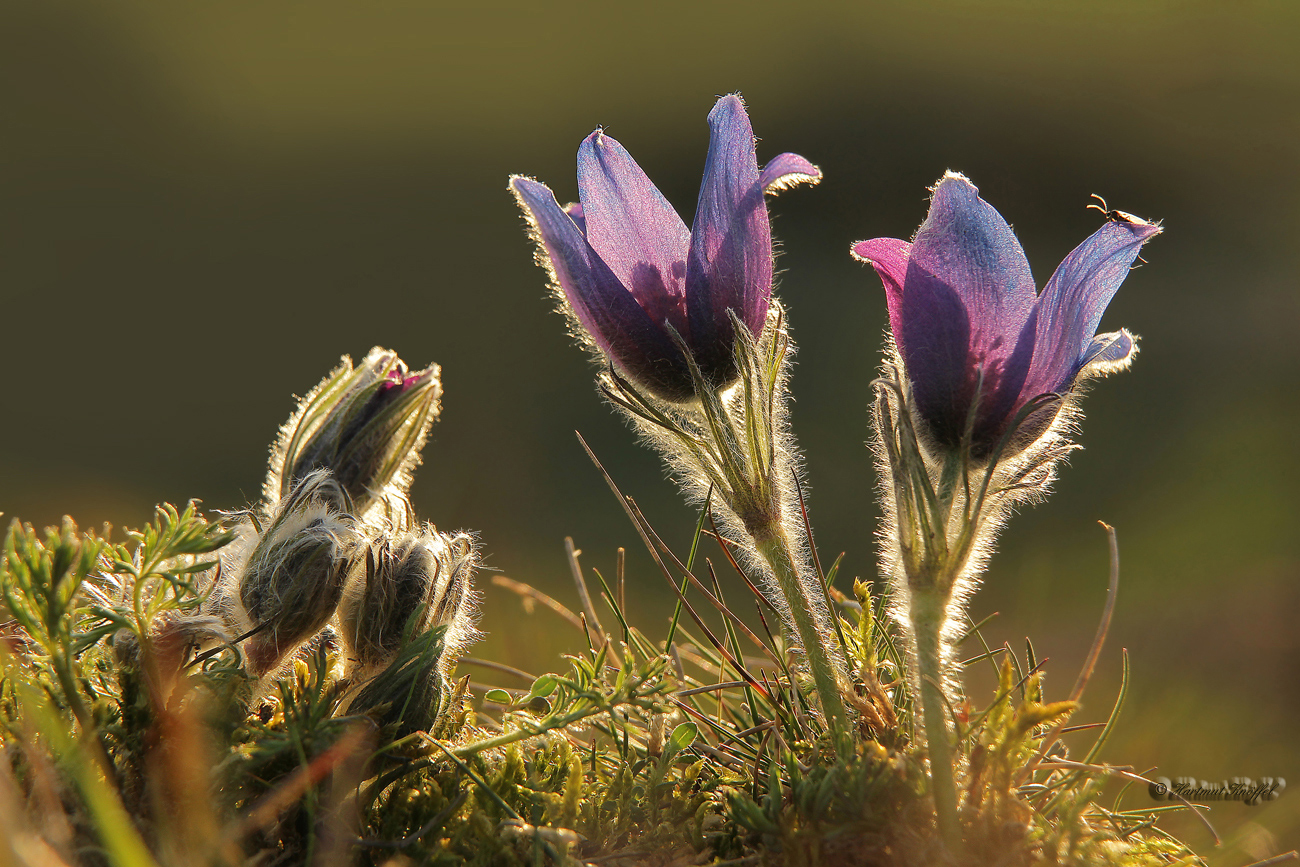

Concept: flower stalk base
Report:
left=598, top=307, right=852, bottom=748
left=909, top=586, right=963, bottom=855
left=753, top=525, right=849, bottom=751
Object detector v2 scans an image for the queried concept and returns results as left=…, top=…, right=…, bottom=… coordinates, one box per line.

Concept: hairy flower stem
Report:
left=752, top=523, right=849, bottom=752
left=910, top=587, right=962, bottom=853
left=595, top=310, right=851, bottom=752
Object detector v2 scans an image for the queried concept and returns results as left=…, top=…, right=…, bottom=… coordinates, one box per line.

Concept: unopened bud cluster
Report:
left=210, top=347, right=478, bottom=730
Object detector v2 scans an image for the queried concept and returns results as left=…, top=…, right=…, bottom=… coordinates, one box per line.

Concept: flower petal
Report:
left=851, top=238, right=911, bottom=348
left=685, top=94, right=771, bottom=378
left=908, top=172, right=1038, bottom=351
left=1080, top=328, right=1138, bottom=374
left=759, top=153, right=822, bottom=193
left=576, top=130, right=691, bottom=334
left=898, top=174, right=1038, bottom=450
left=1022, top=219, right=1161, bottom=397
left=510, top=176, right=691, bottom=398
left=563, top=201, right=586, bottom=235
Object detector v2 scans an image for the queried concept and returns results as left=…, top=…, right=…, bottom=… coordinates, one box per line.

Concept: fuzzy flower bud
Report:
left=337, top=526, right=479, bottom=681
left=265, top=347, right=442, bottom=519
left=229, top=470, right=361, bottom=677
left=339, top=529, right=479, bottom=736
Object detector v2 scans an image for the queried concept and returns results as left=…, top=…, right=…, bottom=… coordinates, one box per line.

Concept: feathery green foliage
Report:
left=0, top=490, right=1211, bottom=866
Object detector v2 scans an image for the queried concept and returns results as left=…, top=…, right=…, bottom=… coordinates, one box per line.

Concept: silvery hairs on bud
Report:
left=337, top=529, right=480, bottom=736
left=216, top=469, right=362, bottom=678
left=111, top=614, right=233, bottom=672
left=337, top=525, right=480, bottom=684
left=858, top=175, right=1157, bottom=681
left=264, top=346, right=442, bottom=524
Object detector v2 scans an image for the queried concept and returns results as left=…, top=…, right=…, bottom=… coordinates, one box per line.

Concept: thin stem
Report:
left=51, top=649, right=94, bottom=734
left=448, top=703, right=603, bottom=758
left=751, top=525, right=849, bottom=754
left=910, top=587, right=963, bottom=854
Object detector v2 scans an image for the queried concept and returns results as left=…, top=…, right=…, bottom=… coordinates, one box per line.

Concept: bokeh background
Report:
left=2, top=0, right=1296, bottom=858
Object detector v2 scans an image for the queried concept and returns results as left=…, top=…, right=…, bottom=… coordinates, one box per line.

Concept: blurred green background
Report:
left=1, top=0, right=1296, bottom=857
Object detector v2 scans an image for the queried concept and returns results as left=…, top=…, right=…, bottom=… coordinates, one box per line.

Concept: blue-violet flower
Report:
left=511, top=94, right=820, bottom=401
left=853, top=172, right=1160, bottom=458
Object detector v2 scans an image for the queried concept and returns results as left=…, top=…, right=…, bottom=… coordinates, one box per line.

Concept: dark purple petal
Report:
left=851, top=238, right=911, bottom=351
left=510, top=176, right=691, bottom=399
left=563, top=201, right=586, bottom=235
left=381, top=364, right=433, bottom=393
left=759, top=153, right=822, bottom=193
left=1080, top=329, right=1136, bottom=369
left=1020, top=219, right=1161, bottom=398
left=577, top=130, right=691, bottom=335
left=685, top=94, right=770, bottom=381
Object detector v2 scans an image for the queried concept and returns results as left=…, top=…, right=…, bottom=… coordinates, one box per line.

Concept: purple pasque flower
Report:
left=511, top=94, right=820, bottom=402
left=853, top=172, right=1160, bottom=458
